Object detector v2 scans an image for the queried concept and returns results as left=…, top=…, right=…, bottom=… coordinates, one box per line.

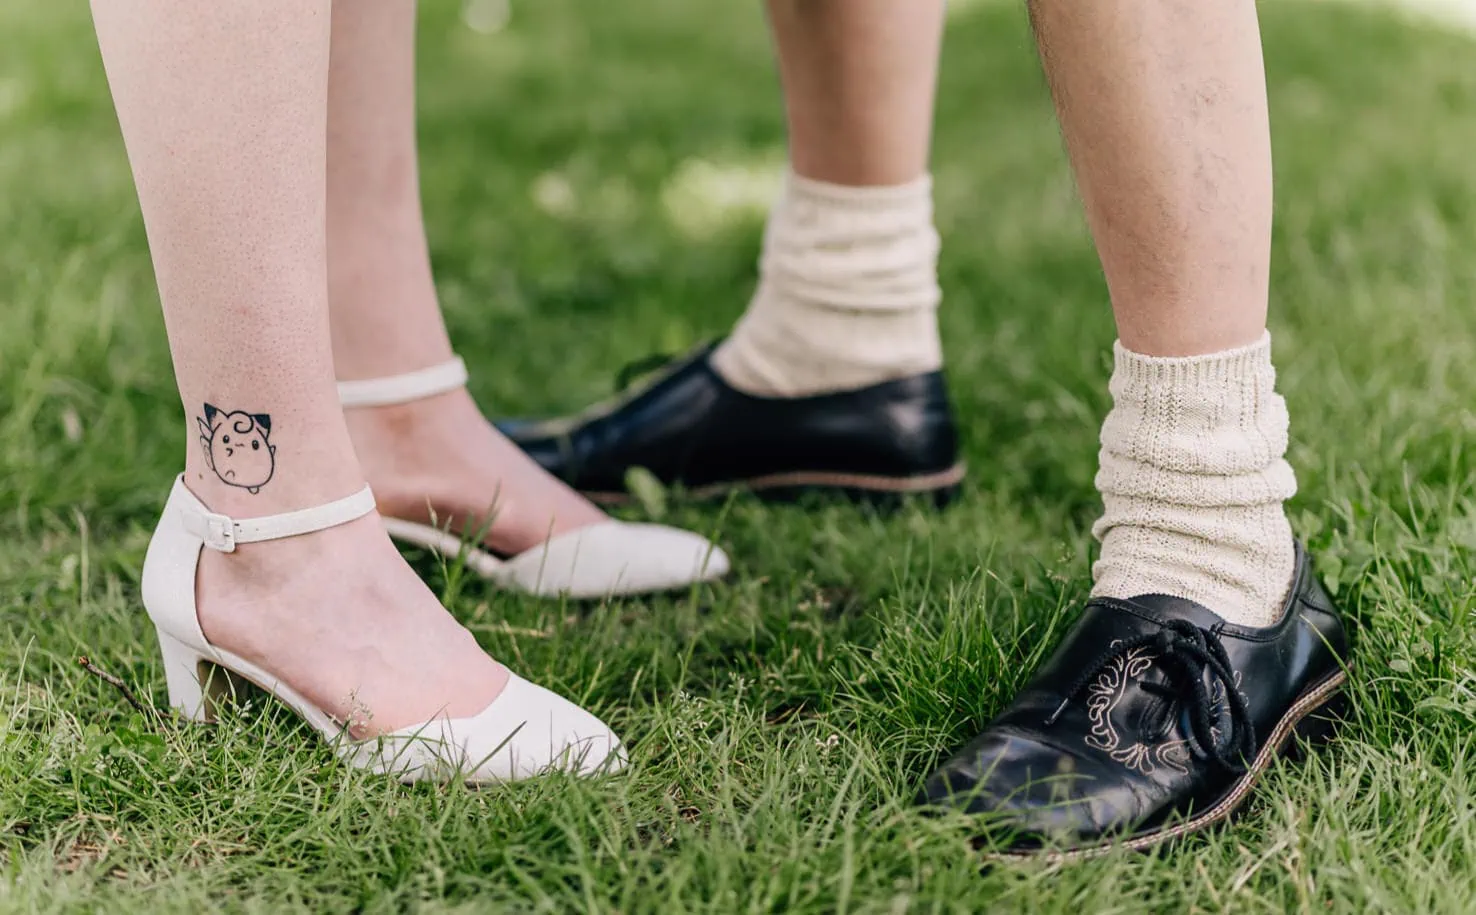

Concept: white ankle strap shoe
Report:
left=142, top=476, right=624, bottom=783
left=338, top=357, right=730, bottom=599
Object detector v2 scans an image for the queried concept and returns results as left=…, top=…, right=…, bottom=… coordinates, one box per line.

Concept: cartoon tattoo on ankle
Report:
left=198, top=403, right=276, bottom=494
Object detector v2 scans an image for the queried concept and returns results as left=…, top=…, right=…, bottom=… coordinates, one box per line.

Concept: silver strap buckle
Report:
left=185, top=509, right=238, bottom=553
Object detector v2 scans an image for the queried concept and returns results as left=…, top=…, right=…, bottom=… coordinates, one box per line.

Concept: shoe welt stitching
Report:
left=586, top=462, right=967, bottom=503
left=988, top=666, right=1349, bottom=863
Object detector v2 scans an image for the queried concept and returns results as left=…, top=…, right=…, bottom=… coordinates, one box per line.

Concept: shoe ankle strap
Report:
left=337, top=357, right=468, bottom=408
left=182, top=485, right=378, bottom=553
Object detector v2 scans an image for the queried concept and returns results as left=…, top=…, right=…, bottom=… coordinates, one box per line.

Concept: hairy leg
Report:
left=1029, top=0, right=1271, bottom=355
left=1028, top=0, right=1293, bottom=625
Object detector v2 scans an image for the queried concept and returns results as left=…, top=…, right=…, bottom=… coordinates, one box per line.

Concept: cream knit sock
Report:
left=1090, top=333, right=1297, bottom=627
left=710, top=171, right=942, bottom=398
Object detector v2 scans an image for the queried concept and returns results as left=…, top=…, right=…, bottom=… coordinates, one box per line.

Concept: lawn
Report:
left=3, top=1, right=1476, bottom=912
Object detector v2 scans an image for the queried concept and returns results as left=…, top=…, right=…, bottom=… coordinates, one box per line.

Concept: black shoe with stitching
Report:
left=918, top=542, right=1350, bottom=859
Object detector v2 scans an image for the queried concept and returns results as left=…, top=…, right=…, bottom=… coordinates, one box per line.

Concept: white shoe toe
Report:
left=501, top=521, right=730, bottom=599
left=366, top=673, right=624, bottom=784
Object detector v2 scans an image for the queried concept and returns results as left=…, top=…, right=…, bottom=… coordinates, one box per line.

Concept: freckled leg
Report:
left=92, top=0, right=352, bottom=516
left=91, top=0, right=510, bottom=734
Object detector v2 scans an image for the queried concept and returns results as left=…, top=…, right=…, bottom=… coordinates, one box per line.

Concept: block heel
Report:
left=156, top=628, right=249, bottom=723
left=141, top=475, right=624, bottom=783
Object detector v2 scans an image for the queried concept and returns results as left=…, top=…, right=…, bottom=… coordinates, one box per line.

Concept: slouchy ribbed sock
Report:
left=1090, top=333, right=1297, bottom=627
left=710, top=170, right=941, bottom=397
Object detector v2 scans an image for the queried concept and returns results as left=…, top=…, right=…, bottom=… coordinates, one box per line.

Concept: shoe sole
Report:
left=984, top=666, right=1350, bottom=863
left=581, top=462, right=967, bottom=509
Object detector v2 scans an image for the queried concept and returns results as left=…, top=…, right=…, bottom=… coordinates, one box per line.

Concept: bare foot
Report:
left=195, top=512, right=509, bottom=737
left=343, top=388, right=608, bottom=556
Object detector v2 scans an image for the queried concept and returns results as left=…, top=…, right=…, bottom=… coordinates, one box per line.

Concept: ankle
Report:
left=344, top=386, right=477, bottom=443
left=194, top=513, right=381, bottom=650
left=343, top=388, right=501, bottom=493
left=183, top=401, right=368, bottom=520
left=1092, top=526, right=1296, bottom=626
left=343, top=389, right=604, bottom=549
left=714, top=169, right=942, bottom=398
left=342, top=389, right=477, bottom=507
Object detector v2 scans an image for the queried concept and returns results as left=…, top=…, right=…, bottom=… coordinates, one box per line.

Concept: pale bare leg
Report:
left=326, top=0, right=605, bottom=556
left=767, top=0, right=943, bottom=185
left=91, top=0, right=507, bottom=735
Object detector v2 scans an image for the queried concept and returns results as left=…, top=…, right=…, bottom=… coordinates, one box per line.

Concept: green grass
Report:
left=3, top=0, right=1476, bottom=911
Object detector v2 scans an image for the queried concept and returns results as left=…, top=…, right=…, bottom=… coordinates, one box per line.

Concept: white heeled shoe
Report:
left=337, top=357, right=731, bottom=599
left=142, top=475, right=625, bottom=783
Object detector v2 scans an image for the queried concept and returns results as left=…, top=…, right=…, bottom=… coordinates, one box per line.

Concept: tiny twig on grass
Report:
left=78, top=656, right=153, bottom=720
left=75, top=657, right=327, bottom=757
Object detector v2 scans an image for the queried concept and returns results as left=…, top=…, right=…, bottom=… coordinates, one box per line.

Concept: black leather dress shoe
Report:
left=919, top=543, right=1349, bottom=859
left=496, top=342, right=964, bottom=506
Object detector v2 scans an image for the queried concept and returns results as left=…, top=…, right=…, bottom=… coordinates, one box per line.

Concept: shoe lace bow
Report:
left=1044, top=618, right=1257, bottom=773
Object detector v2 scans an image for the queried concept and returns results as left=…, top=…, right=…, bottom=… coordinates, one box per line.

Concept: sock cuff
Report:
left=715, top=169, right=943, bottom=396
left=1103, top=329, right=1289, bottom=479
left=1092, top=328, right=1296, bottom=626
left=759, top=169, right=940, bottom=314
left=1111, top=332, right=1274, bottom=391
left=783, top=169, right=934, bottom=211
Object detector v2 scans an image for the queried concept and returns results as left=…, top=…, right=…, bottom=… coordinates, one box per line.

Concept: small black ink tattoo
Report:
left=198, top=403, right=276, bottom=494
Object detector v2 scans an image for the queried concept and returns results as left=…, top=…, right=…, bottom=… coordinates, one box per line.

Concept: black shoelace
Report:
left=1044, top=619, right=1257, bottom=773
left=613, top=351, right=678, bottom=393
